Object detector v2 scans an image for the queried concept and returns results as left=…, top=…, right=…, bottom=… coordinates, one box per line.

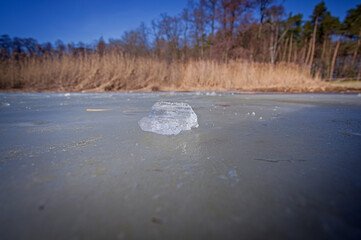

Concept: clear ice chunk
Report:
left=138, top=101, right=199, bottom=135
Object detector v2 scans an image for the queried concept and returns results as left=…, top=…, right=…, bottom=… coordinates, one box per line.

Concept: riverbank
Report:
left=0, top=55, right=335, bottom=92
left=1, top=55, right=360, bottom=93
left=1, top=84, right=360, bottom=93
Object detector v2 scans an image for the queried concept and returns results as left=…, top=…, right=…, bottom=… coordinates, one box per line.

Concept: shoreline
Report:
left=1, top=86, right=360, bottom=94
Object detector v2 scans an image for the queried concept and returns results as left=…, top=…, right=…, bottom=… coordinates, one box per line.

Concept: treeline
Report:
left=1, top=0, right=360, bottom=81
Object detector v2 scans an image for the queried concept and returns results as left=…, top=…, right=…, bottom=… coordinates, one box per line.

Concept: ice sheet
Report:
left=0, top=92, right=361, bottom=240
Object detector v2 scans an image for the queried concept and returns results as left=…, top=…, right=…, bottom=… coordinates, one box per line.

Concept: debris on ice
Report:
left=228, top=169, right=239, bottom=183
left=218, top=175, right=228, bottom=180
left=138, top=102, right=199, bottom=135
left=206, top=92, right=217, bottom=96
left=1, top=103, right=10, bottom=107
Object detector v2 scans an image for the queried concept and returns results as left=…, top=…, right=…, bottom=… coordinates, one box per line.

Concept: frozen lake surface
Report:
left=0, top=92, right=361, bottom=239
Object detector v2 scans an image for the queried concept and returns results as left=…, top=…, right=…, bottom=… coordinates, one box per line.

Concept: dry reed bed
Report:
left=0, top=54, right=327, bottom=92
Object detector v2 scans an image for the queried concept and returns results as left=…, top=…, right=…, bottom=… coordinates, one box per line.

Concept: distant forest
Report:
left=1, top=0, right=360, bottom=80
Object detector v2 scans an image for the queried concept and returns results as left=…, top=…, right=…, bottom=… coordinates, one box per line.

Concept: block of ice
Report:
left=139, top=102, right=199, bottom=135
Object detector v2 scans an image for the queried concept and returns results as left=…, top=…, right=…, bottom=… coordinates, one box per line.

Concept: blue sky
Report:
left=0, top=0, right=359, bottom=44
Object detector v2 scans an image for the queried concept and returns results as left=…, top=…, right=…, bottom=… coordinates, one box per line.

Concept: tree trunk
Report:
left=282, top=37, right=289, bottom=62
left=270, top=25, right=275, bottom=64
left=269, top=23, right=281, bottom=64
left=321, top=36, right=327, bottom=60
left=258, top=23, right=263, bottom=39
left=330, top=37, right=341, bottom=80
left=183, top=20, right=188, bottom=60
left=222, top=6, right=227, bottom=36
left=288, top=32, right=293, bottom=63
left=263, top=37, right=267, bottom=62
left=230, top=11, right=236, bottom=38
left=273, top=25, right=280, bottom=62
left=293, top=46, right=298, bottom=63
left=326, top=45, right=333, bottom=78
left=305, top=38, right=312, bottom=65
left=301, top=45, right=307, bottom=64
left=211, top=3, right=216, bottom=37
left=351, top=31, right=361, bottom=67
left=308, top=16, right=319, bottom=71
left=341, top=55, right=348, bottom=76
left=357, top=55, right=361, bottom=81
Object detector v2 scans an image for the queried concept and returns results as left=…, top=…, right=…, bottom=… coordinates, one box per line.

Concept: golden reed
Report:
left=0, top=53, right=326, bottom=92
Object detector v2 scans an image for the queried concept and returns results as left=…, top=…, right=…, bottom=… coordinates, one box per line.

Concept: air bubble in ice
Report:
left=139, top=102, right=199, bottom=135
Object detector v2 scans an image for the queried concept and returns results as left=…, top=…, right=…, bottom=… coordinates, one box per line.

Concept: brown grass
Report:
left=0, top=53, right=339, bottom=92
